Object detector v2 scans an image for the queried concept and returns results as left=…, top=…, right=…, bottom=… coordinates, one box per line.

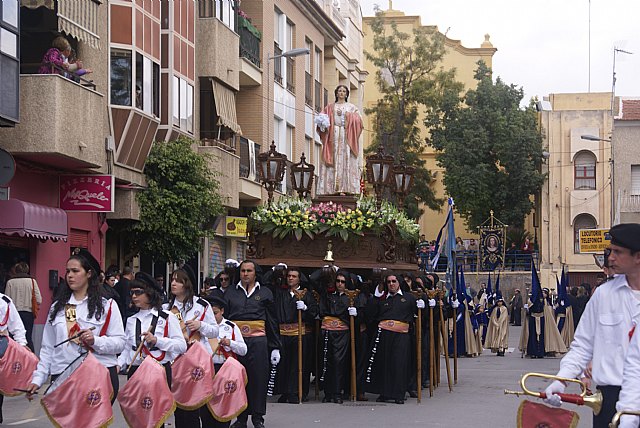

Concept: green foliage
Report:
left=364, top=6, right=464, bottom=218
left=426, top=61, right=545, bottom=230
left=131, top=137, right=225, bottom=262
left=506, top=227, right=532, bottom=248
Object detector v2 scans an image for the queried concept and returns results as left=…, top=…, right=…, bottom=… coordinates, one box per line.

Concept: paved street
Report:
left=2, top=325, right=593, bottom=427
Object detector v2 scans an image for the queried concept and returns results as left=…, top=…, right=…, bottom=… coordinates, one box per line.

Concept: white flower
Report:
left=314, top=113, right=330, bottom=132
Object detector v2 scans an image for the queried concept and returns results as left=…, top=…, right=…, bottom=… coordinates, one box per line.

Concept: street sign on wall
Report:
left=579, top=228, right=611, bottom=253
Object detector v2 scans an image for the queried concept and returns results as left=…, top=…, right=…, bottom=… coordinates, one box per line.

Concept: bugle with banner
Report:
left=504, top=372, right=602, bottom=415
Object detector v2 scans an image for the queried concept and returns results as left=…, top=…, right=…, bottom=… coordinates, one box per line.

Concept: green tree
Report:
left=426, top=61, right=545, bottom=230
left=130, top=137, right=225, bottom=262
left=365, top=6, right=464, bottom=218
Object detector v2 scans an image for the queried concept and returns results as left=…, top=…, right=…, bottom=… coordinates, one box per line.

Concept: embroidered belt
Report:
left=378, top=319, right=409, bottom=333
left=321, top=316, right=349, bottom=331
left=279, top=323, right=311, bottom=336
left=233, top=320, right=266, bottom=337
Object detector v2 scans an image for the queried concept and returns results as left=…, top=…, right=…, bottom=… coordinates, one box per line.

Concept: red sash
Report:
left=141, top=317, right=170, bottom=362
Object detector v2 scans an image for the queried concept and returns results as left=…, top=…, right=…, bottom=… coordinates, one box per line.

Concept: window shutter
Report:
left=69, top=229, right=89, bottom=249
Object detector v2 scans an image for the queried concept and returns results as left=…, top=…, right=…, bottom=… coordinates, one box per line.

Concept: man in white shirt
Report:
left=544, top=223, right=640, bottom=428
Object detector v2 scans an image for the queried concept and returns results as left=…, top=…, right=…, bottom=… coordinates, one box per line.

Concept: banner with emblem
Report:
left=480, top=228, right=505, bottom=271
left=206, top=357, right=248, bottom=422
left=41, top=352, right=114, bottom=428
left=477, top=211, right=507, bottom=272
left=0, top=336, right=39, bottom=396
left=119, top=357, right=176, bottom=428
left=171, top=341, right=215, bottom=409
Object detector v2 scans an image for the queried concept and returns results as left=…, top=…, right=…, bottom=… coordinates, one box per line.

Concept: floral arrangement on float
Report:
left=249, top=196, right=420, bottom=242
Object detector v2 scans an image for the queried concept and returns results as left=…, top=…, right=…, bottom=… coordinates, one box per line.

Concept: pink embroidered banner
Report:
left=59, top=175, right=115, bottom=212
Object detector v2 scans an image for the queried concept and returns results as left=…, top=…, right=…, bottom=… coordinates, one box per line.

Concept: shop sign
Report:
left=225, top=216, right=247, bottom=237
left=59, top=175, right=115, bottom=212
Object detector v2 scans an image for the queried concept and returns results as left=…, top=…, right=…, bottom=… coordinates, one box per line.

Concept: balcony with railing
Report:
left=286, top=57, right=295, bottom=92
left=422, top=250, right=540, bottom=273
left=238, top=16, right=261, bottom=69
left=198, top=139, right=240, bottom=209
left=274, top=44, right=283, bottom=85
left=314, top=79, right=322, bottom=112
left=196, top=5, right=240, bottom=89
left=305, top=72, right=313, bottom=106
left=621, top=194, right=640, bottom=213
left=239, top=137, right=262, bottom=201
left=0, top=73, right=107, bottom=169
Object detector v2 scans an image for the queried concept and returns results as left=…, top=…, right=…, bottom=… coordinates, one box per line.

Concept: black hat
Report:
left=609, top=223, right=640, bottom=253
left=135, top=271, right=163, bottom=294
left=72, top=248, right=101, bottom=276
left=205, top=296, right=227, bottom=312
left=179, top=264, right=197, bottom=289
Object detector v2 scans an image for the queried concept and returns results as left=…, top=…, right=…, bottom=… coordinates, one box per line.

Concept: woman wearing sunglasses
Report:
left=117, top=271, right=186, bottom=379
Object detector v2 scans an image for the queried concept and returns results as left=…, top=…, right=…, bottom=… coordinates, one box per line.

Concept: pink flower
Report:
left=320, top=219, right=326, bottom=223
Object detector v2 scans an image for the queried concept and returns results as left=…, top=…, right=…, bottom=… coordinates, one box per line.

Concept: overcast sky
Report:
left=360, top=0, right=640, bottom=103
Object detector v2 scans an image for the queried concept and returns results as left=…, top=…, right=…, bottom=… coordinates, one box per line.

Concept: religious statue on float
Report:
left=314, top=85, right=363, bottom=195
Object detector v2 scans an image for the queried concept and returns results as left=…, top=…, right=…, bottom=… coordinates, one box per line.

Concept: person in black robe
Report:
left=273, top=266, right=319, bottom=403
left=225, top=260, right=282, bottom=428
left=365, top=271, right=420, bottom=404
left=510, top=289, right=523, bottom=326
left=319, top=270, right=363, bottom=404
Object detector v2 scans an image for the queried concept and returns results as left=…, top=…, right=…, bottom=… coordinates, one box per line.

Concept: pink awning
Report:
left=0, top=199, right=68, bottom=242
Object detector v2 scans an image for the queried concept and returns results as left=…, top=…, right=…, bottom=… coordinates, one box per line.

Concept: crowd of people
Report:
left=1, top=247, right=516, bottom=427
left=2, top=223, right=638, bottom=427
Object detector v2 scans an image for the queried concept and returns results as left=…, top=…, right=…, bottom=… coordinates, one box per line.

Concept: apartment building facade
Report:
left=613, top=97, right=640, bottom=225
left=0, top=0, right=365, bottom=338
left=538, top=92, right=613, bottom=288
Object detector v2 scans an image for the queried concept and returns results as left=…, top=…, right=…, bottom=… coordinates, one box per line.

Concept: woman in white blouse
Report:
left=27, top=248, right=125, bottom=402
left=163, top=265, right=218, bottom=427
left=117, top=271, right=186, bottom=380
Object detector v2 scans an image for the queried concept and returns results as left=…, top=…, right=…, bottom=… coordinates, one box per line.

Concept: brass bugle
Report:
left=610, top=410, right=640, bottom=428
left=504, top=372, right=603, bottom=416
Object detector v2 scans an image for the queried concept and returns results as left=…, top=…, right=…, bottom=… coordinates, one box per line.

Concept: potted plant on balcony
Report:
left=237, top=10, right=261, bottom=41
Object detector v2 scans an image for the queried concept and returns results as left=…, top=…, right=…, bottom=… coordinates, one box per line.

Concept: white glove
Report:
left=619, top=415, right=640, bottom=428
left=428, top=299, right=437, bottom=307
left=543, top=380, right=565, bottom=407
left=524, top=303, right=529, bottom=310
left=348, top=307, right=357, bottom=317
left=451, top=300, right=460, bottom=309
left=416, top=299, right=426, bottom=309
left=270, top=349, right=281, bottom=365
left=296, top=300, right=307, bottom=311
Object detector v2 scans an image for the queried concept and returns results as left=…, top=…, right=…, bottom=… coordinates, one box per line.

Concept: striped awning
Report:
left=20, top=0, right=54, bottom=9
left=21, top=0, right=100, bottom=50
left=211, top=79, right=242, bottom=135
